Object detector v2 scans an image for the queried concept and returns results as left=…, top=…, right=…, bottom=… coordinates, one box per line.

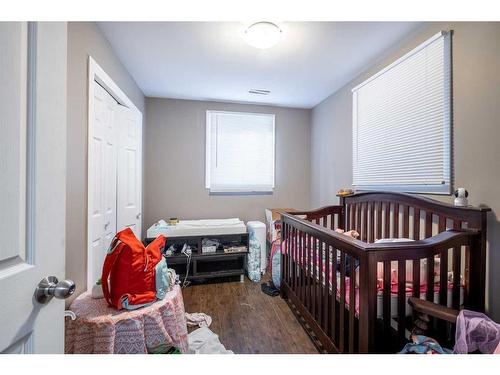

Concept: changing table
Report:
left=145, top=219, right=249, bottom=283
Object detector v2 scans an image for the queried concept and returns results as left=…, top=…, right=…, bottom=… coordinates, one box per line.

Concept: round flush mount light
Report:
left=243, top=22, right=283, bottom=49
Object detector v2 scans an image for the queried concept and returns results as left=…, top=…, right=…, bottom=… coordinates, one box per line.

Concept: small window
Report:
left=205, top=111, right=275, bottom=193
left=352, top=31, right=452, bottom=194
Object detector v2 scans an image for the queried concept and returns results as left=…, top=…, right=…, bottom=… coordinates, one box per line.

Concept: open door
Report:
left=0, top=22, right=68, bottom=353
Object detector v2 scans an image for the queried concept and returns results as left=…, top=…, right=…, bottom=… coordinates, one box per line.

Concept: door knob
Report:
left=136, top=213, right=141, bottom=219
left=35, top=276, right=76, bottom=304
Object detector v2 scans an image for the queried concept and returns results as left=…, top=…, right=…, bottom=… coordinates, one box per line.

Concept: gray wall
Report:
left=311, top=22, right=500, bottom=319
left=144, top=98, right=311, bottom=228
left=66, top=22, right=145, bottom=301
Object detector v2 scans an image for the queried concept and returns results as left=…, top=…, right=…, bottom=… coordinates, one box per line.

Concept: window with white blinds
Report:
left=352, top=31, right=451, bottom=194
left=206, top=111, right=275, bottom=193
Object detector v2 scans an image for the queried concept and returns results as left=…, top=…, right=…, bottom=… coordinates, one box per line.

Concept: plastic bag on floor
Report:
left=188, top=327, right=233, bottom=354
left=454, top=310, right=500, bottom=354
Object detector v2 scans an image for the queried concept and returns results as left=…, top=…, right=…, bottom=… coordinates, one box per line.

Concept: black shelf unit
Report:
left=145, top=232, right=248, bottom=283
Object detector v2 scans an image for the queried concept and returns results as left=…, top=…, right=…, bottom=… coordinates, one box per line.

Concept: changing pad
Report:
left=147, top=218, right=247, bottom=238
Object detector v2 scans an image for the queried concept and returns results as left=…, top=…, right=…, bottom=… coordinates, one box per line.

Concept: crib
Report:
left=280, top=191, right=490, bottom=353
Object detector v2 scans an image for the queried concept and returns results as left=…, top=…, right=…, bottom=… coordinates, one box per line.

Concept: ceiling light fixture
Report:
left=248, top=89, right=271, bottom=95
left=243, top=22, right=283, bottom=49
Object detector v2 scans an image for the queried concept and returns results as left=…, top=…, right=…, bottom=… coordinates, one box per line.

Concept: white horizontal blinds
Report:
left=206, top=111, right=275, bottom=192
left=352, top=31, right=451, bottom=193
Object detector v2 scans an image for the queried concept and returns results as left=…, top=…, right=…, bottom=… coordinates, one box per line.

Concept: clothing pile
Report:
left=185, top=312, right=233, bottom=354
left=400, top=310, right=500, bottom=354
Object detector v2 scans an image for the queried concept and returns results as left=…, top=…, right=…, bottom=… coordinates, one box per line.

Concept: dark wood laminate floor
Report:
left=182, top=275, right=319, bottom=354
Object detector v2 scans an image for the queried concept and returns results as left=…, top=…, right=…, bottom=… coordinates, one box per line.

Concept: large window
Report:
left=352, top=31, right=452, bottom=194
left=205, top=111, right=275, bottom=193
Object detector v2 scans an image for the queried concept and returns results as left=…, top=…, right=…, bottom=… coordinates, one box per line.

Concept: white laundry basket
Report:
left=247, top=221, right=267, bottom=274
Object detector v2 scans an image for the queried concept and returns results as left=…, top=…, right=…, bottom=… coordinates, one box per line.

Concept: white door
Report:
left=116, top=104, right=142, bottom=238
left=0, top=22, right=68, bottom=353
left=87, top=81, right=118, bottom=288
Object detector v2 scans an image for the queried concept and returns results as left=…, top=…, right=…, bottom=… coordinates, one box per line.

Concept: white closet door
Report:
left=87, top=81, right=117, bottom=288
left=116, top=104, right=142, bottom=239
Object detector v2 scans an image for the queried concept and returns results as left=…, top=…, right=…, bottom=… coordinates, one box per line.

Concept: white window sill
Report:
left=207, top=187, right=274, bottom=194
left=354, top=184, right=451, bottom=195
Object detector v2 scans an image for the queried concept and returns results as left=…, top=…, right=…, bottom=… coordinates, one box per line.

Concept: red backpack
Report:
left=101, top=228, right=166, bottom=310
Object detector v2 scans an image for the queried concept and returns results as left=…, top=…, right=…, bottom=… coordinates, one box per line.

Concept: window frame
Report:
left=205, top=110, right=276, bottom=194
left=351, top=31, right=452, bottom=195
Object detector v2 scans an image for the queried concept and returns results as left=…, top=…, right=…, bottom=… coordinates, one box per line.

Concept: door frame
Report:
left=86, top=56, right=143, bottom=290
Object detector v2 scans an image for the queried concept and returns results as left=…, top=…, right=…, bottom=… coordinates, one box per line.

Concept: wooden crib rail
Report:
left=408, top=297, right=459, bottom=324
left=365, top=229, right=479, bottom=253
left=282, top=212, right=366, bottom=256
left=292, top=205, right=343, bottom=219
left=291, top=205, right=344, bottom=230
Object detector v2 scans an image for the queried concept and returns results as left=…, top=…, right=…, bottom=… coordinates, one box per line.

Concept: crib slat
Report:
left=312, top=236, right=317, bottom=319
left=324, top=244, right=330, bottom=333
left=361, top=203, right=368, bottom=242
left=339, top=252, right=346, bottom=353
left=384, top=203, right=390, bottom=238
left=288, top=224, right=292, bottom=287
left=288, top=224, right=293, bottom=287
left=295, top=228, right=300, bottom=294
left=413, top=208, right=421, bottom=240
left=438, top=215, right=447, bottom=307
left=357, top=204, right=362, bottom=236
left=351, top=204, right=355, bottom=231
left=302, top=232, right=307, bottom=310
left=376, top=202, right=382, bottom=241
left=331, top=248, right=337, bottom=344
left=285, top=224, right=291, bottom=286
left=440, top=249, right=448, bottom=306
left=303, top=232, right=307, bottom=304
left=425, top=212, right=433, bottom=237
left=345, top=204, right=351, bottom=231
left=403, top=205, right=409, bottom=238
left=412, top=259, right=420, bottom=298
left=383, top=260, right=391, bottom=337
left=394, top=203, right=399, bottom=238
left=397, top=260, right=406, bottom=343
left=300, top=231, right=304, bottom=303
left=296, top=230, right=300, bottom=298
left=368, top=202, right=375, bottom=243
left=452, top=220, right=462, bottom=310
left=426, top=256, right=435, bottom=302
left=318, top=240, right=323, bottom=327
left=348, top=256, right=356, bottom=353
left=283, top=223, right=287, bottom=286
left=306, top=234, right=312, bottom=312
left=452, top=246, right=461, bottom=310
left=292, top=227, right=297, bottom=293
left=425, top=212, right=434, bottom=302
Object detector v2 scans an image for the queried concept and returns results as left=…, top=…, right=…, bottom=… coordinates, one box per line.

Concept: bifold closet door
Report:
left=88, top=81, right=118, bottom=288
left=116, top=104, right=142, bottom=239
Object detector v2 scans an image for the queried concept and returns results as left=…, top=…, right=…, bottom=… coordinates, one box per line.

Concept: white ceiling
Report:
left=98, top=22, right=422, bottom=108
